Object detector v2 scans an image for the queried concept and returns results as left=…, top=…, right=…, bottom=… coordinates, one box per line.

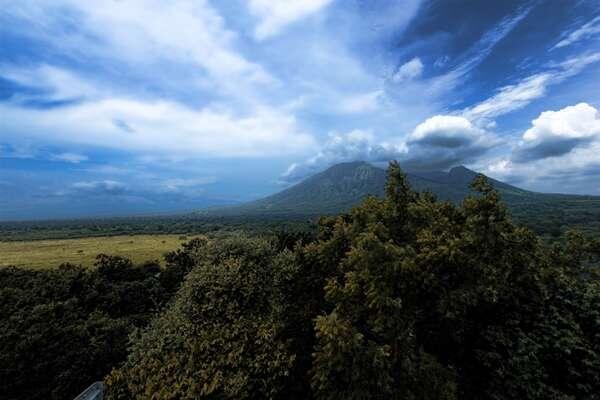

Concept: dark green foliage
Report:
left=105, top=235, right=299, bottom=399
left=0, top=249, right=195, bottom=400
left=307, top=165, right=600, bottom=399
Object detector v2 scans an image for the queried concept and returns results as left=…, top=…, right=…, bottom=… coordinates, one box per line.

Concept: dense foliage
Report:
left=0, top=248, right=198, bottom=400
left=0, top=215, right=314, bottom=241
left=104, top=162, right=599, bottom=399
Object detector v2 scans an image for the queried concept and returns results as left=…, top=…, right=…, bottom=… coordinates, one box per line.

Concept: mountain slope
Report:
left=205, top=162, right=600, bottom=237
left=209, top=161, right=542, bottom=216
left=223, top=162, right=387, bottom=216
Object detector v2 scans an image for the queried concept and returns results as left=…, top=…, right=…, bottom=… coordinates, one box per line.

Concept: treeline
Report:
left=2, top=199, right=600, bottom=243
left=2, top=163, right=599, bottom=399
left=511, top=199, right=600, bottom=238
left=0, top=215, right=314, bottom=242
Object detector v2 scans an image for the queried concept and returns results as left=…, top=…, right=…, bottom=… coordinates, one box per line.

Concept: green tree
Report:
left=105, top=235, right=298, bottom=400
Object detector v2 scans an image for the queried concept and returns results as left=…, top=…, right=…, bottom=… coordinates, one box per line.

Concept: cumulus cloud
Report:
left=409, top=115, right=485, bottom=148
left=392, top=57, right=423, bottom=83
left=402, top=115, right=499, bottom=170
left=481, top=103, right=600, bottom=194
left=249, top=0, right=334, bottom=40
left=513, top=102, right=600, bottom=162
left=553, top=16, right=600, bottom=49
left=280, top=130, right=404, bottom=183
left=281, top=115, right=500, bottom=182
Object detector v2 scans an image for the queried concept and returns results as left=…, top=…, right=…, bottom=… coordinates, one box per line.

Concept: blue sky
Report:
left=1, top=0, right=600, bottom=220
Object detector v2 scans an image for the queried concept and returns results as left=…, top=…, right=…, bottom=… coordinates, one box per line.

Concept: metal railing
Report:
left=73, top=381, right=104, bottom=400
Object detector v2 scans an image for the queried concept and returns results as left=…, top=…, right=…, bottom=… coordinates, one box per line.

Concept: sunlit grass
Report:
left=0, top=234, right=188, bottom=269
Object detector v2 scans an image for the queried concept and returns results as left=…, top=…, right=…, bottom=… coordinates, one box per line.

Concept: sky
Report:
left=1, top=0, right=600, bottom=220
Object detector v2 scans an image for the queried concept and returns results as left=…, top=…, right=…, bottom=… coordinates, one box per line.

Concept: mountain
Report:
left=205, top=161, right=600, bottom=236
left=219, top=162, right=388, bottom=216
left=209, top=161, right=536, bottom=216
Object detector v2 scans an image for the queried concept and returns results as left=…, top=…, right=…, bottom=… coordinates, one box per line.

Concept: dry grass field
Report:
left=0, top=234, right=189, bottom=269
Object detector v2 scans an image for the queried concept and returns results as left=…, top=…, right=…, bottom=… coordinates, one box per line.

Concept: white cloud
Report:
left=71, top=180, right=127, bottom=195
left=522, top=103, right=600, bottom=142
left=281, top=114, right=500, bottom=182
left=514, top=102, right=600, bottom=161
left=403, top=115, right=499, bottom=170
left=0, top=64, right=101, bottom=103
left=248, top=0, right=334, bottom=40
left=281, top=130, right=405, bottom=182
left=2, top=0, right=277, bottom=99
left=0, top=0, right=321, bottom=162
left=1, top=96, right=316, bottom=158
left=463, top=74, right=552, bottom=121
left=463, top=52, right=600, bottom=122
left=409, top=115, right=486, bottom=147
left=553, top=16, right=600, bottom=49
left=393, top=57, right=423, bottom=83
left=483, top=103, right=600, bottom=194
left=427, top=5, right=533, bottom=95
left=50, top=153, right=89, bottom=164
left=161, top=177, right=217, bottom=191
left=339, top=90, right=384, bottom=113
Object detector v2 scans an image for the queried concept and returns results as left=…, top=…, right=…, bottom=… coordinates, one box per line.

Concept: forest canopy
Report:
left=103, top=162, right=600, bottom=400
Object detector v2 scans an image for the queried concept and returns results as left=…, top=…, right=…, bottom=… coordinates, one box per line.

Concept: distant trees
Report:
left=104, top=162, right=600, bottom=399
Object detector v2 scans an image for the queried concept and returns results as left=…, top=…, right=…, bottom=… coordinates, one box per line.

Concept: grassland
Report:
left=0, top=234, right=190, bottom=269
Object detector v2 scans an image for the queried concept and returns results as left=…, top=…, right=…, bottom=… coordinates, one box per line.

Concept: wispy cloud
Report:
left=50, top=152, right=88, bottom=164
left=0, top=64, right=100, bottom=105
left=427, top=3, right=535, bottom=95
left=1, top=92, right=316, bottom=158
left=393, top=57, right=423, bottom=83
left=161, top=177, right=217, bottom=191
left=70, top=180, right=127, bottom=196
left=553, top=16, right=600, bottom=49
left=339, top=90, right=384, bottom=113
left=1, top=0, right=277, bottom=103
left=463, top=52, right=600, bottom=122
left=248, top=0, right=334, bottom=40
